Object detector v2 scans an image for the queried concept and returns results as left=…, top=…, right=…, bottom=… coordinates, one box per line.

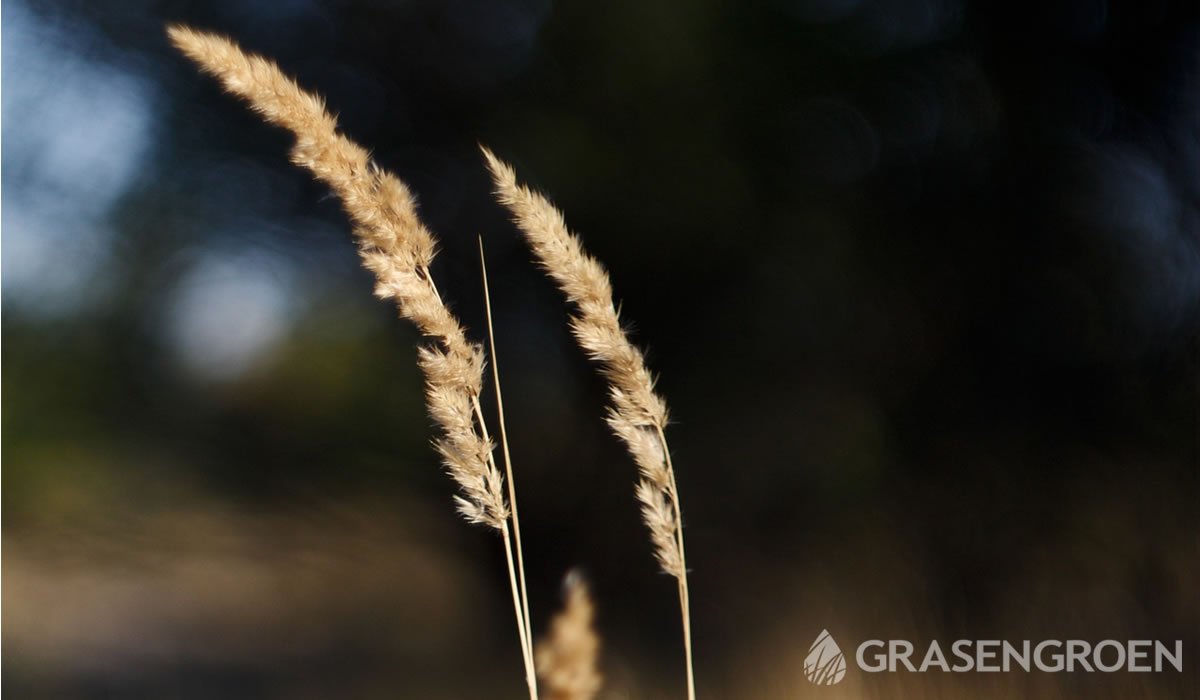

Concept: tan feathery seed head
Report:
left=167, top=25, right=331, bottom=133
left=484, top=145, right=696, bottom=697
left=169, top=25, right=504, bottom=529
left=172, top=28, right=546, bottom=698
left=635, top=480, right=683, bottom=577
left=167, top=25, right=436, bottom=276
left=536, top=572, right=603, bottom=700
left=417, top=346, right=486, bottom=395
left=482, top=148, right=668, bottom=428
left=481, top=146, right=679, bottom=558
left=607, top=412, right=669, bottom=486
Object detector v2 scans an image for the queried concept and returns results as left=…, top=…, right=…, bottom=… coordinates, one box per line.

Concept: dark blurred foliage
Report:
left=3, top=0, right=1197, bottom=697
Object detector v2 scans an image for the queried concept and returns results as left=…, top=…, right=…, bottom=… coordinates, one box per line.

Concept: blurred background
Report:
left=3, top=0, right=1198, bottom=697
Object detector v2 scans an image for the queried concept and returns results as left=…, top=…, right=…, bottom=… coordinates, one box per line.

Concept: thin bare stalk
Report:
left=466, top=395, right=537, bottom=698
left=479, top=238, right=536, bottom=666
left=659, top=427, right=695, bottom=700
left=501, top=521, right=539, bottom=700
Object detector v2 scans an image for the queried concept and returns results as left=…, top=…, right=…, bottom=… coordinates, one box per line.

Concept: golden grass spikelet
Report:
left=481, top=146, right=684, bottom=576
left=483, top=146, right=697, bottom=699
left=170, top=27, right=545, bottom=698
left=635, top=481, right=683, bottom=575
left=167, top=25, right=507, bottom=529
left=536, top=573, right=603, bottom=700
left=479, top=151, right=667, bottom=427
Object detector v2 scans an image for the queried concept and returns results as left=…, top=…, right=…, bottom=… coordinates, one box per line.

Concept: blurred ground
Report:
left=3, top=0, right=1198, bottom=697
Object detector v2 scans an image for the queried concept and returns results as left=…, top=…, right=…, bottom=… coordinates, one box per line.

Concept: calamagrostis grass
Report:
left=483, top=147, right=697, bottom=700
left=167, top=26, right=539, bottom=699
left=536, top=573, right=603, bottom=700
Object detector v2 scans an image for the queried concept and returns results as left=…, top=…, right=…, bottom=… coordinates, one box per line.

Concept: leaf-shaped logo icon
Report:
left=804, top=629, right=847, bottom=685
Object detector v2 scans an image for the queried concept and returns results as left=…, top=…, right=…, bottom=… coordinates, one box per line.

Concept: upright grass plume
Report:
left=536, top=573, right=602, bottom=700
left=483, top=148, right=697, bottom=700
left=167, top=26, right=539, bottom=699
